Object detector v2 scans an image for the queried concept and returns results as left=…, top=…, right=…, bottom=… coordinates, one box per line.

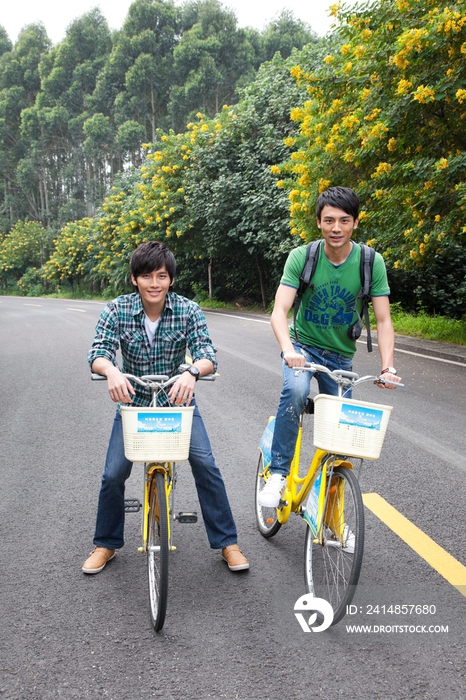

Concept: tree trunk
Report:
left=255, top=255, right=267, bottom=311
left=208, top=258, right=213, bottom=300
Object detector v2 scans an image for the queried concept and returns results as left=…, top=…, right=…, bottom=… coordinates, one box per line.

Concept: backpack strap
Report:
left=292, top=240, right=322, bottom=344
left=356, top=243, right=376, bottom=352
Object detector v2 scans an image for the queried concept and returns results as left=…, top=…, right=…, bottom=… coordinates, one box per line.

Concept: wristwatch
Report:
left=381, top=366, right=397, bottom=375
left=184, top=365, right=200, bottom=381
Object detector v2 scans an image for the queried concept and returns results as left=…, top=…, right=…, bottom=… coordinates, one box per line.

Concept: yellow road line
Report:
left=363, top=493, right=466, bottom=598
left=24, top=303, right=42, bottom=307
left=67, top=307, right=86, bottom=313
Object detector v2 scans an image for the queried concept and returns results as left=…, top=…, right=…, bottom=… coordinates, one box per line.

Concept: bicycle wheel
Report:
left=147, top=470, right=169, bottom=631
left=304, top=464, right=364, bottom=625
left=255, top=453, right=282, bottom=538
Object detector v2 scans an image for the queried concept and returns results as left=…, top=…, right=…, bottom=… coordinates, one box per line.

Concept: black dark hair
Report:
left=130, top=241, right=176, bottom=282
left=316, top=186, right=359, bottom=221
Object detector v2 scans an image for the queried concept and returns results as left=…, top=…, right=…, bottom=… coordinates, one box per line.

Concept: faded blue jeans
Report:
left=93, top=400, right=237, bottom=550
left=270, top=343, right=353, bottom=477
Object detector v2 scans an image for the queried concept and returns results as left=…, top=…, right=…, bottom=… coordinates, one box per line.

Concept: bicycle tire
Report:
left=304, top=464, right=364, bottom=625
left=147, top=470, right=169, bottom=631
left=254, top=453, right=282, bottom=538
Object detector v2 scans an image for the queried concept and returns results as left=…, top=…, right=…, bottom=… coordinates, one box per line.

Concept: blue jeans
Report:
left=270, top=343, right=353, bottom=477
left=93, top=401, right=237, bottom=550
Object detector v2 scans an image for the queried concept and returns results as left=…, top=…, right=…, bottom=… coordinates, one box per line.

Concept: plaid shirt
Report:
left=88, top=292, right=217, bottom=407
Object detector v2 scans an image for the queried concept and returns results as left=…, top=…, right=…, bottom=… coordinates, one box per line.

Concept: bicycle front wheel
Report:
left=254, top=453, right=282, bottom=538
left=304, top=465, right=364, bottom=625
left=147, top=470, right=169, bottom=631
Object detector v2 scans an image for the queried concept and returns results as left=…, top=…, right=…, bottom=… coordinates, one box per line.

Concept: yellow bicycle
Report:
left=93, top=368, right=214, bottom=632
left=255, top=363, right=399, bottom=625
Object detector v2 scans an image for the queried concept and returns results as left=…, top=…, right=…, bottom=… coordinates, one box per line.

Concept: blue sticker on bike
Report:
left=303, top=469, right=322, bottom=536
left=137, top=412, right=182, bottom=433
left=259, top=417, right=275, bottom=467
left=339, top=404, right=383, bottom=430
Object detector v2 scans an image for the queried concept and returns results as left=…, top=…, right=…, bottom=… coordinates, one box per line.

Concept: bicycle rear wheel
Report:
left=147, top=470, right=169, bottom=631
left=255, top=453, right=282, bottom=538
left=304, top=464, right=364, bottom=625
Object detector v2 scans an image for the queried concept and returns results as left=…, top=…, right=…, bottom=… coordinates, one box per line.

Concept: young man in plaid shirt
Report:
left=83, top=241, right=249, bottom=574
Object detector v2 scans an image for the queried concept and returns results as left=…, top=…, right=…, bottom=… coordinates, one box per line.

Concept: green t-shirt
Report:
left=281, top=241, right=390, bottom=358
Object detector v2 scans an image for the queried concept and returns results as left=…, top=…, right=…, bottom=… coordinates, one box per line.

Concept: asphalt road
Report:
left=1, top=296, right=465, bottom=699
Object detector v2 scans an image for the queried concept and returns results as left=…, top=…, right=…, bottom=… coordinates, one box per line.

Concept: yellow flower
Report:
left=341, top=44, right=351, bottom=55
left=324, top=55, right=335, bottom=65
left=435, top=158, right=448, bottom=170
left=372, top=162, right=392, bottom=178
left=434, top=215, right=441, bottom=222
left=318, top=179, right=331, bottom=193
left=456, top=89, right=466, bottom=104
left=396, top=79, right=412, bottom=96
left=413, top=85, right=435, bottom=103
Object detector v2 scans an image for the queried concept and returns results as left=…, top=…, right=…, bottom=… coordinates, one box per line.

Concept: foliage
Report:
left=0, top=219, right=51, bottom=285
left=42, top=217, right=98, bottom=289
left=0, top=0, right=312, bottom=234
left=278, top=0, right=466, bottom=316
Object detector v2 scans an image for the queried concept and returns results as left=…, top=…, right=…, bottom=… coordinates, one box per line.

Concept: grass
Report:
left=388, top=307, right=466, bottom=346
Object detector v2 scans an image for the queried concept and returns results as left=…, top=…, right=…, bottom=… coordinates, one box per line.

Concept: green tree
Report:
left=167, top=0, right=257, bottom=131
left=0, top=219, right=51, bottom=286
left=261, top=9, right=318, bottom=62
left=92, top=0, right=179, bottom=141
left=280, top=0, right=466, bottom=316
left=0, top=24, right=51, bottom=230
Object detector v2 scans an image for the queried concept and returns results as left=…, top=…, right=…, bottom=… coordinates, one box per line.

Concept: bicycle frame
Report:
left=275, top=411, right=354, bottom=529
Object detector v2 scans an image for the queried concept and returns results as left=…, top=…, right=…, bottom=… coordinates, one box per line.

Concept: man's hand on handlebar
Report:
left=168, top=372, right=196, bottom=406
left=376, top=372, right=401, bottom=390
left=283, top=349, right=306, bottom=369
left=91, top=359, right=136, bottom=403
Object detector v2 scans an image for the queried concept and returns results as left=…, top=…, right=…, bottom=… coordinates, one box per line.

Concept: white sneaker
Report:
left=258, top=473, right=287, bottom=507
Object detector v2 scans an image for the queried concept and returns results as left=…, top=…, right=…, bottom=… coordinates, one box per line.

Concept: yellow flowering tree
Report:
left=0, top=220, right=51, bottom=289
left=42, top=218, right=98, bottom=291
left=280, top=0, right=466, bottom=316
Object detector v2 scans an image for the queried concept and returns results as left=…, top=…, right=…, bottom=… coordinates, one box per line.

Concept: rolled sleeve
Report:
left=87, top=302, right=120, bottom=370
left=186, top=306, right=218, bottom=372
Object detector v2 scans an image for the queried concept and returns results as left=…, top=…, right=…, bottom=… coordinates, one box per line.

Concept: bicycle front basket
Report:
left=313, top=395, right=392, bottom=460
left=120, top=405, right=194, bottom=462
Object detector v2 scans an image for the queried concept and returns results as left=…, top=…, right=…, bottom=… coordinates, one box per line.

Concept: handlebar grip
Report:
left=91, top=373, right=107, bottom=381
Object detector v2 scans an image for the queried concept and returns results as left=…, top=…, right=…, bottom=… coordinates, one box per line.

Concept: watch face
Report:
left=189, top=366, right=200, bottom=377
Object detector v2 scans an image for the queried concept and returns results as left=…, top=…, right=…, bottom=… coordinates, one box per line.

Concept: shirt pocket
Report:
left=120, top=330, right=146, bottom=363
left=161, top=329, right=187, bottom=353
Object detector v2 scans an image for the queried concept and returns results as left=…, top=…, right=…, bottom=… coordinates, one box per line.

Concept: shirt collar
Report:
left=131, top=291, right=175, bottom=318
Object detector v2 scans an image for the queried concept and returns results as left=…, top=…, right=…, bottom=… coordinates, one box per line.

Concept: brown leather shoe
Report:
left=82, top=547, right=115, bottom=574
left=222, top=544, right=249, bottom=571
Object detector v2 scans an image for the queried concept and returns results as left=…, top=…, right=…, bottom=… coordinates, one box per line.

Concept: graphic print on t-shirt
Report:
left=303, top=279, right=355, bottom=331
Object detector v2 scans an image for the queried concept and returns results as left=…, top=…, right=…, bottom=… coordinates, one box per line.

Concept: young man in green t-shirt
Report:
left=259, top=186, right=401, bottom=507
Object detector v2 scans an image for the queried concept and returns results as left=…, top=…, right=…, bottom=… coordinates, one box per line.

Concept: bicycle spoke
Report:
left=304, top=465, right=364, bottom=625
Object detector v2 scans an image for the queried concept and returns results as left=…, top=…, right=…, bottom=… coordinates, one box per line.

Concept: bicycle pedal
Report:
left=124, top=498, right=141, bottom=512
left=176, top=512, right=198, bottom=523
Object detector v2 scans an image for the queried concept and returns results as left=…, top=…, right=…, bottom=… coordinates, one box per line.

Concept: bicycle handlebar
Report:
left=297, top=362, right=403, bottom=388
left=91, top=365, right=217, bottom=386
